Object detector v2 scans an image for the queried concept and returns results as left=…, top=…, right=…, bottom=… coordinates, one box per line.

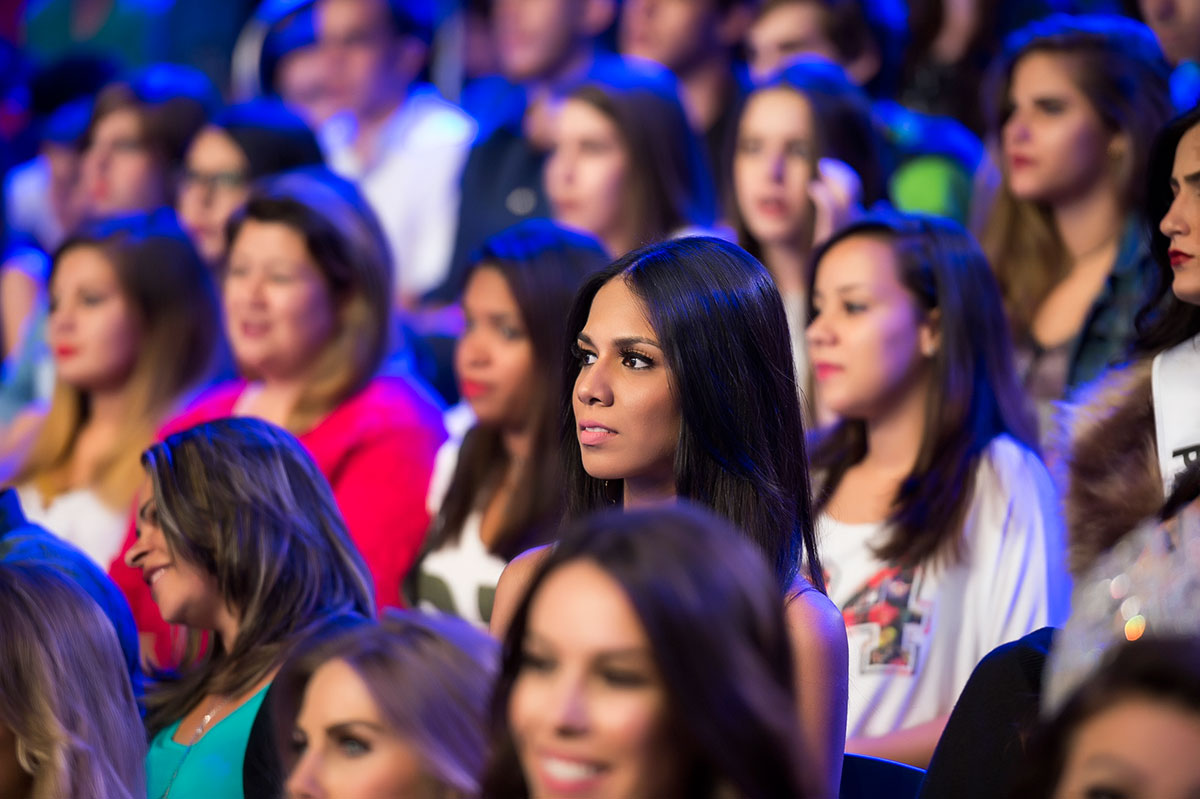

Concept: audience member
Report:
left=0, top=485, right=141, bottom=696
left=619, top=0, right=754, bottom=214
left=112, top=170, right=445, bottom=662
left=442, top=0, right=617, bottom=303
left=1, top=213, right=221, bottom=570
left=981, top=14, right=1173, bottom=432
left=483, top=504, right=810, bottom=798
left=545, top=61, right=718, bottom=257
left=411, top=220, right=608, bottom=628
left=1019, top=636, right=1200, bottom=798
left=315, top=0, right=476, bottom=308
left=274, top=610, right=498, bottom=798
left=1138, top=0, right=1200, bottom=110
left=0, top=561, right=145, bottom=799
left=177, top=99, right=324, bottom=266
left=806, top=213, right=1069, bottom=767
left=493, top=236, right=848, bottom=798
left=126, top=417, right=375, bottom=799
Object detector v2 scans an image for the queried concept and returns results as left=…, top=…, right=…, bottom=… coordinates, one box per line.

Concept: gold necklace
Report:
left=158, top=695, right=231, bottom=799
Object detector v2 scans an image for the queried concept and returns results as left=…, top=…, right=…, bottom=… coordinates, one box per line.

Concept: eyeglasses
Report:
left=178, top=168, right=250, bottom=195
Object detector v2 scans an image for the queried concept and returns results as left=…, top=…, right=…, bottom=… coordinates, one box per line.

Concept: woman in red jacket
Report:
left=111, top=169, right=445, bottom=664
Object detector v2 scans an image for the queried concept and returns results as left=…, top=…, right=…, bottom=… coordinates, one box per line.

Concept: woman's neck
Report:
left=762, top=240, right=812, bottom=298
left=1052, top=180, right=1125, bottom=265
left=861, top=378, right=929, bottom=479
left=215, top=610, right=240, bottom=655
left=86, top=383, right=136, bottom=429
left=622, top=475, right=677, bottom=509
left=244, top=377, right=308, bottom=428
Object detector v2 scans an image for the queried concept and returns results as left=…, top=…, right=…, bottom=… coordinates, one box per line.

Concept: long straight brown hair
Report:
left=140, top=418, right=374, bottom=737
left=979, top=15, right=1171, bottom=343
left=809, top=213, right=1038, bottom=567
left=422, top=220, right=608, bottom=562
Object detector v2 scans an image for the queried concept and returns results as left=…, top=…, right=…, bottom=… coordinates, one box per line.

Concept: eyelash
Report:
left=520, top=650, right=554, bottom=672
left=572, top=344, right=656, bottom=369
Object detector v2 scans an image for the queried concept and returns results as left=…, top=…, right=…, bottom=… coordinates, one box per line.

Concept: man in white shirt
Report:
left=316, top=0, right=476, bottom=308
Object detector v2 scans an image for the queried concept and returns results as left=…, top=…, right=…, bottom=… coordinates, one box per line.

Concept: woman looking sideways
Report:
left=125, top=417, right=375, bottom=799
left=274, top=610, right=498, bottom=799
left=981, top=14, right=1172, bottom=430
left=484, top=505, right=809, bottom=799
left=410, top=219, right=608, bottom=628
left=112, top=169, right=446, bottom=664
left=493, top=236, right=848, bottom=798
left=544, top=60, right=718, bottom=258
left=2, top=212, right=221, bottom=569
left=806, top=212, right=1069, bottom=766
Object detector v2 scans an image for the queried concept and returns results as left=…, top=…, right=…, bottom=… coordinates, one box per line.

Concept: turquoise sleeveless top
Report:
left=145, top=684, right=270, bottom=799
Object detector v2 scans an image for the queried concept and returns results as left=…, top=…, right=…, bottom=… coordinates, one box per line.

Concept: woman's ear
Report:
left=919, top=308, right=942, bottom=358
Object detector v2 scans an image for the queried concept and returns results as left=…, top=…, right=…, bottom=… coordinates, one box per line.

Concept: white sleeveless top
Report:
left=16, top=483, right=128, bottom=569
left=417, top=436, right=507, bottom=629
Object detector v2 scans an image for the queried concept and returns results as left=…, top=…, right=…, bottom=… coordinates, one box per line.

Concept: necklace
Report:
left=158, top=695, right=231, bottom=799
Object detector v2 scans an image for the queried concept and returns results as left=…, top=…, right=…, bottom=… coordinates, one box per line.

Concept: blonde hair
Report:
left=9, top=213, right=222, bottom=511
left=224, top=169, right=392, bottom=432
left=0, top=563, right=145, bottom=799
left=980, top=15, right=1171, bottom=340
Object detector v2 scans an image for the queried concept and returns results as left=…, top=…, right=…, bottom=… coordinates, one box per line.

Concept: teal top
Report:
left=145, top=684, right=270, bottom=799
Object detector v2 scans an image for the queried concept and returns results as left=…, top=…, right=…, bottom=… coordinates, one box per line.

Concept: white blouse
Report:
left=17, top=484, right=128, bottom=569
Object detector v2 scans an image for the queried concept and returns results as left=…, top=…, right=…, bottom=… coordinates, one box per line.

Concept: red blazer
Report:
left=109, top=376, right=446, bottom=663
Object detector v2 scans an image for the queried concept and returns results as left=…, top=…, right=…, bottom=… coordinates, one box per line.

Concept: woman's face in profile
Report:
left=1159, top=122, right=1200, bottom=306
left=572, top=278, right=680, bottom=498
left=286, top=658, right=439, bottom=799
left=508, top=560, right=682, bottom=798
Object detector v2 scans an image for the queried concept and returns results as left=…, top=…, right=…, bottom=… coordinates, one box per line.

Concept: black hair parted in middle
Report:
left=561, top=235, right=824, bottom=595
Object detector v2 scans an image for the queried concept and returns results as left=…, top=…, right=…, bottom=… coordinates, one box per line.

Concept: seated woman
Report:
left=112, top=169, right=447, bottom=660
left=0, top=67, right=215, bottom=427
left=544, top=59, right=719, bottom=258
left=409, top=219, right=608, bottom=628
left=0, top=561, right=145, bottom=799
left=980, top=15, right=1173, bottom=432
left=484, top=504, right=808, bottom=798
left=176, top=99, right=324, bottom=267
left=124, top=416, right=375, bottom=799
left=1, top=212, right=221, bottom=568
left=493, top=236, right=848, bottom=798
left=733, top=58, right=879, bottom=393
left=273, top=610, right=498, bottom=798
left=805, top=212, right=1070, bottom=766
left=1019, top=636, right=1200, bottom=798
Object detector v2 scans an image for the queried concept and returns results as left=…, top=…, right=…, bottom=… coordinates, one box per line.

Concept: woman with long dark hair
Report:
left=806, top=212, right=1069, bottom=766
left=493, top=236, right=848, bottom=798
left=409, top=219, right=608, bottom=627
left=484, top=504, right=808, bottom=799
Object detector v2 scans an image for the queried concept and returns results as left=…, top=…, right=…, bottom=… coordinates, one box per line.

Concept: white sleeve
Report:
left=968, top=437, right=1072, bottom=657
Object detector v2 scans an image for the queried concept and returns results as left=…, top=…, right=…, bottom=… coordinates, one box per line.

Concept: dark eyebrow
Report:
left=137, top=499, right=155, bottom=523
left=613, top=336, right=662, bottom=351
left=1171, top=169, right=1200, bottom=190
left=577, top=331, right=595, bottom=347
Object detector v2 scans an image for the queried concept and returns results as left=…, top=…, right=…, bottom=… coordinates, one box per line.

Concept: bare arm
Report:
left=0, top=266, right=39, bottom=361
left=787, top=588, right=850, bottom=799
left=846, top=713, right=950, bottom=769
left=489, top=545, right=552, bottom=639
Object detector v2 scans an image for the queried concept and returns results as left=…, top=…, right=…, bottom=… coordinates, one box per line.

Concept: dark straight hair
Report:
left=425, top=220, right=609, bottom=561
left=482, top=504, right=806, bottom=798
left=1133, top=105, right=1200, bottom=358
left=561, top=236, right=823, bottom=594
left=808, top=212, right=1037, bottom=567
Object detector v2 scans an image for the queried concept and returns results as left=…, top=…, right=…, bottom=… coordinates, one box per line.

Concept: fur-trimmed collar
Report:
left=1052, top=359, right=1163, bottom=576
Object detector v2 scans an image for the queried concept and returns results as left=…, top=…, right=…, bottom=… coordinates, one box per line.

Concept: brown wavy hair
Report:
left=139, top=417, right=375, bottom=737
left=980, top=14, right=1171, bottom=343
left=224, top=168, right=393, bottom=433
